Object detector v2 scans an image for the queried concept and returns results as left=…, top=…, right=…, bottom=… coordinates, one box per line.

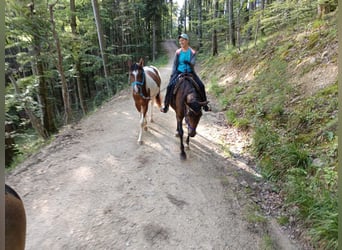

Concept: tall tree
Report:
left=228, top=0, right=236, bottom=46
left=49, top=2, right=73, bottom=124
left=70, top=0, right=87, bottom=115
left=28, top=1, right=57, bottom=135
left=8, top=74, right=49, bottom=139
left=184, top=0, right=187, bottom=32
left=170, top=0, right=173, bottom=38
left=198, top=0, right=203, bottom=48
left=91, top=0, right=110, bottom=91
left=142, top=0, right=165, bottom=61
left=212, top=0, right=218, bottom=56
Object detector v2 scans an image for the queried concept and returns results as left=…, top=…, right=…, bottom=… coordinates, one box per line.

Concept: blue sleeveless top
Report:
left=177, top=49, right=192, bottom=73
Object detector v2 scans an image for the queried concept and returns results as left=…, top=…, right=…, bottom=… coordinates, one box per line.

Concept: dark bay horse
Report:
left=170, top=73, right=208, bottom=160
left=5, top=184, right=26, bottom=250
left=128, top=58, right=162, bottom=144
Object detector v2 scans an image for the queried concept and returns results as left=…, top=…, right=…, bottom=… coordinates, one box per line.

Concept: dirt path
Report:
left=6, top=41, right=295, bottom=249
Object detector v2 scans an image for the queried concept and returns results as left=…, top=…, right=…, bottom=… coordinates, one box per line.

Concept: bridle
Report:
left=130, top=64, right=151, bottom=100
left=184, top=103, right=201, bottom=131
left=185, top=115, right=196, bottom=131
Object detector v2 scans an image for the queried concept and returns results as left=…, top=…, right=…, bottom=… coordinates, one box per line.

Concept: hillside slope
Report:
left=200, top=10, right=338, bottom=250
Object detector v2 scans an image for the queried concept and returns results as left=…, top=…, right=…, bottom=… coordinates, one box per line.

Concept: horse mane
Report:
left=130, top=62, right=142, bottom=72
left=174, top=75, right=202, bottom=113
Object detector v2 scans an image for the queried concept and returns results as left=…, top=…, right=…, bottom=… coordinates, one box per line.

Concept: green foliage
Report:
left=234, top=118, right=250, bottom=131
left=6, top=129, right=49, bottom=170
left=207, top=77, right=224, bottom=97
left=252, top=123, right=279, bottom=157
left=285, top=166, right=338, bottom=249
left=253, top=58, right=292, bottom=118
left=5, top=0, right=171, bottom=166
left=201, top=5, right=337, bottom=247
left=258, top=0, right=316, bottom=36
left=281, top=142, right=310, bottom=169
left=225, top=110, right=236, bottom=126
left=277, top=216, right=289, bottom=226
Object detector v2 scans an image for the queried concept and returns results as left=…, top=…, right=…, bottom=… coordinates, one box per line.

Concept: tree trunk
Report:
left=35, top=60, right=57, bottom=134
left=198, top=0, right=203, bottom=48
left=9, top=75, right=49, bottom=140
left=188, top=0, right=192, bottom=32
left=70, top=0, right=87, bottom=115
left=91, top=0, right=111, bottom=93
left=152, top=18, right=156, bottom=61
left=28, top=5, right=57, bottom=135
left=184, top=0, right=187, bottom=32
left=49, top=2, right=73, bottom=124
left=170, top=0, right=173, bottom=38
left=228, top=0, right=236, bottom=46
left=212, top=0, right=219, bottom=56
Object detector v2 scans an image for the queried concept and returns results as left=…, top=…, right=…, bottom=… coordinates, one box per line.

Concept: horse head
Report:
left=129, top=58, right=145, bottom=95
left=185, top=99, right=208, bottom=137
left=171, top=74, right=208, bottom=159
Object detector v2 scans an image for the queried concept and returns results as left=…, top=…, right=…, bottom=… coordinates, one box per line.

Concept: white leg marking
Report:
left=138, top=112, right=144, bottom=144
left=150, top=99, right=154, bottom=123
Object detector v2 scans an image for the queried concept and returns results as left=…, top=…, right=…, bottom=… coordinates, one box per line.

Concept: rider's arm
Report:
left=171, top=53, right=179, bottom=78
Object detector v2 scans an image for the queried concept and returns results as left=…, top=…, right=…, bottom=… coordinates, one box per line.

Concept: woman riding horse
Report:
left=160, top=33, right=210, bottom=113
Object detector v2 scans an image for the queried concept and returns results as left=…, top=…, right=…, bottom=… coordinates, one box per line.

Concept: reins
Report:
left=184, top=114, right=196, bottom=131
left=131, top=69, right=152, bottom=100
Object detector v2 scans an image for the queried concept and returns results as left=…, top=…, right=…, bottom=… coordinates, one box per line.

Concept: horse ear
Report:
left=139, top=58, right=144, bottom=66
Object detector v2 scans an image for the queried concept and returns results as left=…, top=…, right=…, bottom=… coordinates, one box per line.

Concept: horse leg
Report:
left=177, top=120, right=186, bottom=160
left=186, top=135, right=190, bottom=148
left=138, top=112, right=144, bottom=144
left=150, top=99, right=154, bottom=123
left=142, top=105, right=148, bottom=131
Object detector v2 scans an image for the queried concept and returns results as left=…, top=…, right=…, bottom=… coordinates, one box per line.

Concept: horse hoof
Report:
left=138, top=140, right=143, bottom=145
left=144, top=127, right=148, bottom=131
left=174, top=133, right=179, bottom=137
left=180, top=152, right=186, bottom=160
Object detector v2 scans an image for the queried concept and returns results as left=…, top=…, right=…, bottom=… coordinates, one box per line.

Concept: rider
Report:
left=160, top=33, right=210, bottom=113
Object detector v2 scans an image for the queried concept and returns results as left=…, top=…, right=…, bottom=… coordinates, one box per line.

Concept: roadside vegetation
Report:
left=200, top=7, right=337, bottom=250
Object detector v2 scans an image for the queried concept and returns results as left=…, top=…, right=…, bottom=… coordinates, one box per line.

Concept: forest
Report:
left=5, top=0, right=338, bottom=249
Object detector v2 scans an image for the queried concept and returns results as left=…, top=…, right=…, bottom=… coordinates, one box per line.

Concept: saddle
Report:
left=173, top=73, right=201, bottom=96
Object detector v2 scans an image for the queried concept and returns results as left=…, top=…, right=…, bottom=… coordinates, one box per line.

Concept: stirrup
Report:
left=203, top=104, right=211, bottom=112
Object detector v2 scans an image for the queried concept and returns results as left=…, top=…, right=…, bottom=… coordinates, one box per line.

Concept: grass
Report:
left=200, top=9, right=338, bottom=249
left=6, top=129, right=52, bottom=170
left=261, top=234, right=275, bottom=250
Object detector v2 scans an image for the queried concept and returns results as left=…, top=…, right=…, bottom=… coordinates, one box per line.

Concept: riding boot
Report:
left=193, top=74, right=210, bottom=112
left=203, top=104, right=211, bottom=112
left=202, top=92, right=211, bottom=112
left=160, top=84, right=172, bottom=113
